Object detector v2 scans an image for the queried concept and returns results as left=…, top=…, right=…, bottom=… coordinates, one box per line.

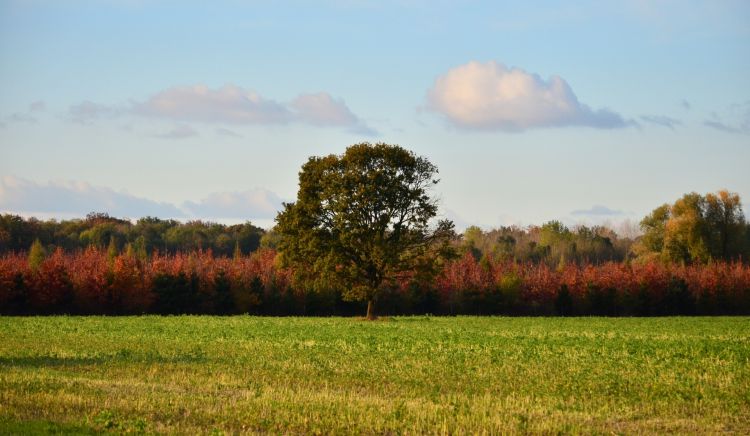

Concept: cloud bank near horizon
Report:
left=426, top=61, right=631, bottom=131
left=0, top=176, right=285, bottom=223
left=183, top=189, right=283, bottom=221
left=0, top=176, right=185, bottom=219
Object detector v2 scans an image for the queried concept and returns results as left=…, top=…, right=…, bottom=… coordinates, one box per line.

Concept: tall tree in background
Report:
left=27, top=238, right=46, bottom=271
left=636, top=190, right=746, bottom=263
left=637, top=204, right=670, bottom=261
left=704, top=190, right=746, bottom=259
left=664, top=193, right=710, bottom=263
left=276, top=143, right=455, bottom=319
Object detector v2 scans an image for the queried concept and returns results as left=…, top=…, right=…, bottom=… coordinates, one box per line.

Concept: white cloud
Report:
left=0, top=176, right=286, bottom=223
left=291, top=92, right=379, bottom=136
left=426, top=61, right=630, bottom=131
left=0, top=176, right=185, bottom=218
left=133, top=84, right=291, bottom=124
left=72, top=84, right=377, bottom=135
left=183, top=189, right=283, bottom=220
left=291, top=92, right=358, bottom=126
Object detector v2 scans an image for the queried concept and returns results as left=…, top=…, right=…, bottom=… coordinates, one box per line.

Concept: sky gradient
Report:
left=1, top=0, right=748, bottom=231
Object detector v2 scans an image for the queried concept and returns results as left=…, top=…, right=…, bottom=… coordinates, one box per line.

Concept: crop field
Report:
left=0, top=317, right=748, bottom=434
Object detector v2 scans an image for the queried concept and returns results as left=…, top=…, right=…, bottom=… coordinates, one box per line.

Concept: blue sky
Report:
left=1, top=0, right=748, bottom=232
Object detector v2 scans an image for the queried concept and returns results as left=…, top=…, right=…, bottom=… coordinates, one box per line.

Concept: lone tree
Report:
left=276, top=143, right=455, bottom=319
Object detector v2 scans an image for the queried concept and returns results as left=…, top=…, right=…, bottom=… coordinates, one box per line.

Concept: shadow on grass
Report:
left=0, top=416, right=97, bottom=435
left=0, top=351, right=207, bottom=368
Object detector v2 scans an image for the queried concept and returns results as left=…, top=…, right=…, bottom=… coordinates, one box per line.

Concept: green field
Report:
left=1, top=317, right=748, bottom=434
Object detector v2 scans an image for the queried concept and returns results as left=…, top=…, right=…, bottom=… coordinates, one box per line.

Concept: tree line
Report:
left=0, top=213, right=266, bottom=257
left=2, top=196, right=746, bottom=269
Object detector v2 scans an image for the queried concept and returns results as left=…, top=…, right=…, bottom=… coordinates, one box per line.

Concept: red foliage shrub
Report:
left=0, top=253, right=28, bottom=313
left=67, top=247, right=110, bottom=314
left=1, top=246, right=748, bottom=316
left=110, top=253, right=152, bottom=314
left=27, top=248, right=74, bottom=313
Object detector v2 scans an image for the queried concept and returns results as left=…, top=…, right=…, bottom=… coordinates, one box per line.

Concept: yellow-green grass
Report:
left=1, top=316, right=748, bottom=434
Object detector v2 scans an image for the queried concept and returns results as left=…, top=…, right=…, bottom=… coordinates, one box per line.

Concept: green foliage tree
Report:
left=635, top=204, right=670, bottom=261
left=28, top=238, right=46, bottom=271
left=165, top=222, right=208, bottom=252
left=132, top=235, right=148, bottom=261
left=107, top=235, right=119, bottom=264
left=495, top=234, right=517, bottom=260
left=461, top=226, right=484, bottom=260
left=538, top=221, right=575, bottom=266
left=259, top=228, right=281, bottom=249
left=214, top=234, right=234, bottom=255
left=539, top=221, right=570, bottom=247
left=276, top=143, right=455, bottom=319
left=229, top=222, right=263, bottom=254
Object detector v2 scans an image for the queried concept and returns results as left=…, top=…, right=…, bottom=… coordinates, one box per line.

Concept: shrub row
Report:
left=429, top=253, right=750, bottom=316
left=1, top=249, right=748, bottom=316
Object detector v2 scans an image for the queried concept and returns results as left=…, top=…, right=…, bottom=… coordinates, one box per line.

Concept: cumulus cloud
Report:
left=571, top=205, right=625, bottom=216
left=291, top=92, right=358, bottom=126
left=426, top=61, right=630, bottom=131
left=134, top=84, right=291, bottom=124
left=183, top=189, right=284, bottom=220
left=0, top=176, right=185, bottom=218
left=290, top=92, right=377, bottom=135
left=154, top=124, right=199, bottom=139
left=640, top=115, right=682, bottom=130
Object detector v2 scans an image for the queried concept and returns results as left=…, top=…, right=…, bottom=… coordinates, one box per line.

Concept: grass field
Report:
left=1, top=317, right=748, bottom=434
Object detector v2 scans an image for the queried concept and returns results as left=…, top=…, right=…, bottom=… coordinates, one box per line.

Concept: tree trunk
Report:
left=366, top=299, right=376, bottom=320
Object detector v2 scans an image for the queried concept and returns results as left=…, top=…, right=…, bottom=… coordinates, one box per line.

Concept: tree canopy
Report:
left=275, top=143, right=455, bottom=319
